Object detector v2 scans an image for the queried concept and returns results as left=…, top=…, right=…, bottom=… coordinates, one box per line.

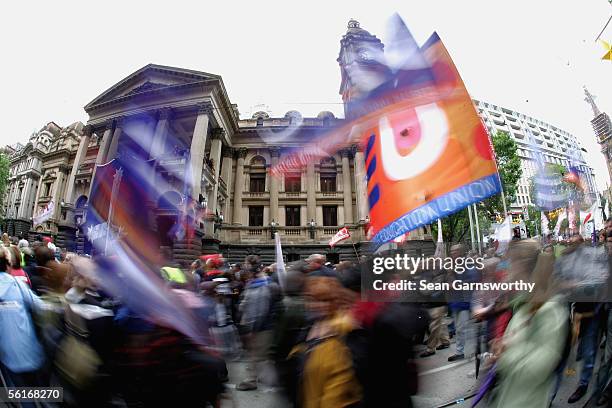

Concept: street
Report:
left=222, top=320, right=603, bottom=408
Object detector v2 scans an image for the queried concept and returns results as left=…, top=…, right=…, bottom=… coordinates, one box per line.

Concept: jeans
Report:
left=244, top=330, right=273, bottom=383
left=452, top=309, right=470, bottom=355
left=578, top=316, right=600, bottom=387
left=596, top=307, right=612, bottom=396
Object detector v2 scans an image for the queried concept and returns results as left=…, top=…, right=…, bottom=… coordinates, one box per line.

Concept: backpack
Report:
left=54, top=301, right=102, bottom=389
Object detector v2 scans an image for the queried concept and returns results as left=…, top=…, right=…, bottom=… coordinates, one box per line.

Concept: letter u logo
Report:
left=379, top=103, right=449, bottom=181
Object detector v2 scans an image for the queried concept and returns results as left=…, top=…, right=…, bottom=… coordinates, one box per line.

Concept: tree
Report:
left=0, top=153, right=9, bottom=220
left=436, top=131, right=521, bottom=244
left=482, top=131, right=523, bottom=218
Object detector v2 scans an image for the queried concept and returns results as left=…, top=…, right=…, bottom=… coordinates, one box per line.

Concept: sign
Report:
left=329, top=227, right=350, bottom=247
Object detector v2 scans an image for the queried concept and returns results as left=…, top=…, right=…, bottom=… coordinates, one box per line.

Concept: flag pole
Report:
left=349, top=234, right=360, bottom=260
left=467, top=205, right=476, bottom=251
left=473, top=204, right=482, bottom=254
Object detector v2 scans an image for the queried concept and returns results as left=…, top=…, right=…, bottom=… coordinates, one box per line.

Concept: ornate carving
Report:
left=339, top=148, right=352, bottom=159
left=104, top=119, right=115, bottom=131
left=82, top=125, right=93, bottom=137
left=222, top=146, right=234, bottom=158
left=236, top=148, right=248, bottom=159
left=197, top=102, right=214, bottom=116
left=211, top=128, right=226, bottom=139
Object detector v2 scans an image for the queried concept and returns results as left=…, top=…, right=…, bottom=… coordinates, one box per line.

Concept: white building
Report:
left=474, top=100, right=598, bottom=210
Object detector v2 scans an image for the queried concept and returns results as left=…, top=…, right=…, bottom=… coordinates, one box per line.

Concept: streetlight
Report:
left=308, top=219, right=316, bottom=239
left=269, top=219, right=278, bottom=239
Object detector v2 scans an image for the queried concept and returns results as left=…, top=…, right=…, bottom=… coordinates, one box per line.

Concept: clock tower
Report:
left=337, top=19, right=391, bottom=119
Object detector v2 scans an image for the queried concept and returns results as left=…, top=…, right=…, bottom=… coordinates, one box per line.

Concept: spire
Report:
left=584, top=86, right=601, bottom=117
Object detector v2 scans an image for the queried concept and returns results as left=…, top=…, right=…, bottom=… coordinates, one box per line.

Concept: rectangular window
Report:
left=44, top=182, right=52, bottom=197
left=284, top=173, right=301, bottom=193
left=248, top=206, right=264, bottom=226
left=285, top=206, right=301, bottom=226
left=322, top=206, right=337, bottom=226
left=249, top=173, right=265, bottom=193
left=320, top=174, right=337, bottom=193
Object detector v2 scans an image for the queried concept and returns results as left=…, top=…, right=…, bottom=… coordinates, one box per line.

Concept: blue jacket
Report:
left=0, top=272, right=45, bottom=373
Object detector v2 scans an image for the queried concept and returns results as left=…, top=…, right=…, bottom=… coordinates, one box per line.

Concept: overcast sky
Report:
left=2, top=0, right=611, bottom=189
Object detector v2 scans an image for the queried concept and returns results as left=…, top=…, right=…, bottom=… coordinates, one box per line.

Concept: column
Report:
left=105, top=117, right=124, bottom=161
left=95, top=120, right=115, bottom=165
left=189, top=103, right=212, bottom=199
left=206, top=129, right=224, bottom=235
left=64, top=126, right=92, bottom=205
left=353, top=145, right=368, bottom=222
left=19, top=179, right=35, bottom=220
left=232, top=148, right=247, bottom=225
left=269, top=147, right=280, bottom=223
left=306, top=161, right=316, bottom=222
left=51, top=169, right=66, bottom=220
left=341, top=149, right=353, bottom=224
left=221, top=146, right=234, bottom=224
left=149, top=108, right=172, bottom=159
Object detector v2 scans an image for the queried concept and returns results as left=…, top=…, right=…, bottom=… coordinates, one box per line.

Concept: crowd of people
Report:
left=0, top=221, right=610, bottom=408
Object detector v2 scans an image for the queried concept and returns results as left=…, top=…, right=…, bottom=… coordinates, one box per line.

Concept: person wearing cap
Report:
left=305, top=254, right=336, bottom=278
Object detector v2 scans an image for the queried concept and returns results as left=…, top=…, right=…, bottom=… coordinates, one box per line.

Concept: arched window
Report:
left=320, top=157, right=337, bottom=193
left=75, top=195, right=88, bottom=209
left=249, top=156, right=266, bottom=193
left=256, top=117, right=264, bottom=127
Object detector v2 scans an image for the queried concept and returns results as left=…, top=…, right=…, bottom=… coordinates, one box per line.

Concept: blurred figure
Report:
left=305, top=254, right=336, bottom=278
left=291, top=277, right=361, bottom=408
left=420, top=258, right=450, bottom=358
left=236, top=256, right=281, bottom=391
left=7, top=245, right=31, bottom=288
left=0, top=247, right=46, bottom=407
left=447, top=243, right=477, bottom=362
left=490, top=252, right=567, bottom=408
left=271, top=269, right=307, bottom=406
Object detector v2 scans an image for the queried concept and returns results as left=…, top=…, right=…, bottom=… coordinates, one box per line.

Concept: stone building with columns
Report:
left=3, top=20, right=433, bottom=263
left=3, top=121, right=88, bottom=242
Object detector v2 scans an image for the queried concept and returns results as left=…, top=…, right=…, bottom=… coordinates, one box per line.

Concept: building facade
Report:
left=4, top=20, right=600, bottom=262
left=475, top=99, right=599, bottom=210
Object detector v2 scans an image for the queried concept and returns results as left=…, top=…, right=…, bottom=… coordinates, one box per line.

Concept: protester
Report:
left=0, top=247, right=46, bottom=406
left=237, top=255, right=281, bottom=391
left=290, top=277, right=362, bottom=408
left=490, top=251, right=568, bottom=408
left=304, top=254, right=336, bottom=278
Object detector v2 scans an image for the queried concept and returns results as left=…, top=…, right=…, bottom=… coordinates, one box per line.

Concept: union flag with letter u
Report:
left=364, top=25, right=501, bottom=245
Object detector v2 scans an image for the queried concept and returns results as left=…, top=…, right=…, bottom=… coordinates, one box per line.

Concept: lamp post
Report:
left=308, top=219, right=316, bottom=239
left=269, top=219, right=278, bottom=239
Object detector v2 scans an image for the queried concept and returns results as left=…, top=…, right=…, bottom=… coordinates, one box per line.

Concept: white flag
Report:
left=495, top=216, right=513, bottom=255
left=434, top=219, right=445, bottom=258
left=329, top=227, right=350, bottom=247
left=540, top=211, right=550, bottom=236
left=33, top=200, right=55, bottom=226
left=274, top=232, right=286, bottom=292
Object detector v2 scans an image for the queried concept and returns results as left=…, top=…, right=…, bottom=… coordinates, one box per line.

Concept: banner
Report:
left=365, top=31, right=501, bottom=244
left=33, top=200, right=55, bottom=226
left=329, top=227, right=350, bottom=247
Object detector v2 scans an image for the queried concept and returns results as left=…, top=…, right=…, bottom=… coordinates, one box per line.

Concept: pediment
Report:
left=84, top=64, right=221, bottom=111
